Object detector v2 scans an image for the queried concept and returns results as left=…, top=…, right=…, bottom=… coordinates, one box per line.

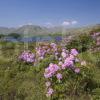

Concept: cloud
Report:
left=71, top=20, right=78, bottom=25
left=62, top=20, right=78, bottom=26
left=62, top=21, right=70, bottom=26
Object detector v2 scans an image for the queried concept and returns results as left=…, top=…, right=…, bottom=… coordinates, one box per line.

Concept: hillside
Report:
left=0, top=24, right=100, bottom=36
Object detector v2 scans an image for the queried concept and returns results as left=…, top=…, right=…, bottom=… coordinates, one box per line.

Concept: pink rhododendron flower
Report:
left=81, top=61, right=86, bottom=66
left=64, top=57, right=74, bottom=67
left=58, top=61, right=63, bottom=66
left=59, top=57, right=62, bottom=61
left=74, top=68, right=80, bottom=73
left=49, top=63, right=54, bottom=67
left=19, top=51, right=35, bottom=63
left=47, top=48, right=50, bottom=52
left=62, top=48, right=66, bottom=52
left=39, top=56, right=44, bottom=60
left=62, top=63, right=66, bottom=69
left=55, top=52, right=59, bottom=56
left=50, top=43, right=57, bottom=48
left=71, top=49, right=78, bottom=56
left=69, top=54, right=75, bottom=60
left=64, top=60, right=74, bottom=67
left=61, top=52, right=67, bottom=58
left=56, top=73, right=62, bottom=80
left=46, top=88, right=54, bottom=97
left=45, top=81, right=51, bottom=87
left=44, top=63, right=60, bottom=78
left=44, top=68, right=53, bottom=78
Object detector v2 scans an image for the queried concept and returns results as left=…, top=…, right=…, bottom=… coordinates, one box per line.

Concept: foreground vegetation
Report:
left=0, top=30, right=100, bottom=100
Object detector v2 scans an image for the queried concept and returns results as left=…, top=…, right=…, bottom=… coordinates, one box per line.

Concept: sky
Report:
left=0, top=0, right=100, bottom=27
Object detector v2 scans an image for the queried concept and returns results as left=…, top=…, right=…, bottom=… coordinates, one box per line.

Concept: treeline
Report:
left=0, top=33, right=22, bottom=39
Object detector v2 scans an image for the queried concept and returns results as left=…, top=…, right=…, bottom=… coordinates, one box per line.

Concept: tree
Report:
left=0, top=34, right=5, bottom=39
left=7, top=33, right=21, bottom=39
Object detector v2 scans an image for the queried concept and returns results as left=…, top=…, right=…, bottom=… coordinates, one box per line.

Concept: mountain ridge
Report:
left=0, top=24, right=100, bottom=36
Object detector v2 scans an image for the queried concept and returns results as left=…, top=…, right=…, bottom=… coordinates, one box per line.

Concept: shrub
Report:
left=66, top=34, right=95, bottom=52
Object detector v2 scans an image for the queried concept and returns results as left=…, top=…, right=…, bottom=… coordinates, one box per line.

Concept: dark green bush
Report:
left=66, top=34, right=95, bottom=52
left=7, top=33, right=22, bottom=39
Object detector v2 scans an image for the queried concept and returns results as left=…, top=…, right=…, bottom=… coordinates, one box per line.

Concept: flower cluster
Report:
left=19, top=43, right=59, bottom=63
left=19, top=51, right=35, bottom=63
left=44, top=47, right=82, bottom=97
left=35, top=43, right=60, bottom=61
left=44, top=63, right=60, bottom=78
left=18, top=42, right=87, bottom=97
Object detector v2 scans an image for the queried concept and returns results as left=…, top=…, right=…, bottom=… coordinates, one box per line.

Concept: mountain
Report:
left=0, top=25, right=51, bottom=36
left=0, top=27, right=14, bottom=34
left=0, top=24, right=100, bottom=36
left=13, top=25, right=50, bottom=36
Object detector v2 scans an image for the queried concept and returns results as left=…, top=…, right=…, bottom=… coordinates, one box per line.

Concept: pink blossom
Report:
left=44, top=68, right=53, bottom=78
left=81, top=61, right=86, bottom=66
left=64, top=57, right=74, bottom=67
left=44, top=63, right=60, bottom=78
left=58, top=61, right=63, bottom=66
left=62, top=63, right=66, bottom=69
left=71, top=49, right=78, bottom=56
left=59, top=57, right=62, bottom=61
left=56, top=73, right=62, bottom=80
left=65, top=61, right=73, bottom=67
left=55, top=52, right=59, bottom=56
left=46, top=88, right=54, bottom=97
left=74, top=68, right=80, bottom=73
left=19, top=51, right=35, bottom=63
left=62, top=48, right=66, bottom=52
left=49, top=63, right=54, bottom=67
left=69, top=54, right=75, bottom=60
left=39, top=56, right=44, bottom=60
left=61, top=52, right=67, bottom=58
left=45, top=81, right=51, bottom=87
left=47, top=48, right=50, bottom=52
left=50, top=43, right=57, bottom=48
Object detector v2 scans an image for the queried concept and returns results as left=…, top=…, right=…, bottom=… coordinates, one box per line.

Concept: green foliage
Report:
left=7, top=33, right=22, bottom=39
left=51, top=66, right=95, bottom=100
left=66, top=34, right=95, bottom=52
left=0, top=34, right=5, bottom=39
left=92, top=88, right=100, bottom=100
left=0, top=40, right=100, bottom=100
left=35, top=55, right=56, bottom=71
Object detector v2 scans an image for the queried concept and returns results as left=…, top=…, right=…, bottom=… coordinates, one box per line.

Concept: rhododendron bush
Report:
left=18, top=42, right=94, bottom=99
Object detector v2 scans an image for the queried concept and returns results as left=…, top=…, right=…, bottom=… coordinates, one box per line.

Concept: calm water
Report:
left=2, top=36, right=62, bottom=42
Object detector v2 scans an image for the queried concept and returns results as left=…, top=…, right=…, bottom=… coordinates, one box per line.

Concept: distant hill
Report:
left=0, top=25, right=50, bottom=36
left=0, top=24, right=100, bottom=36
left=0, top=27, right=14, bottom=34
